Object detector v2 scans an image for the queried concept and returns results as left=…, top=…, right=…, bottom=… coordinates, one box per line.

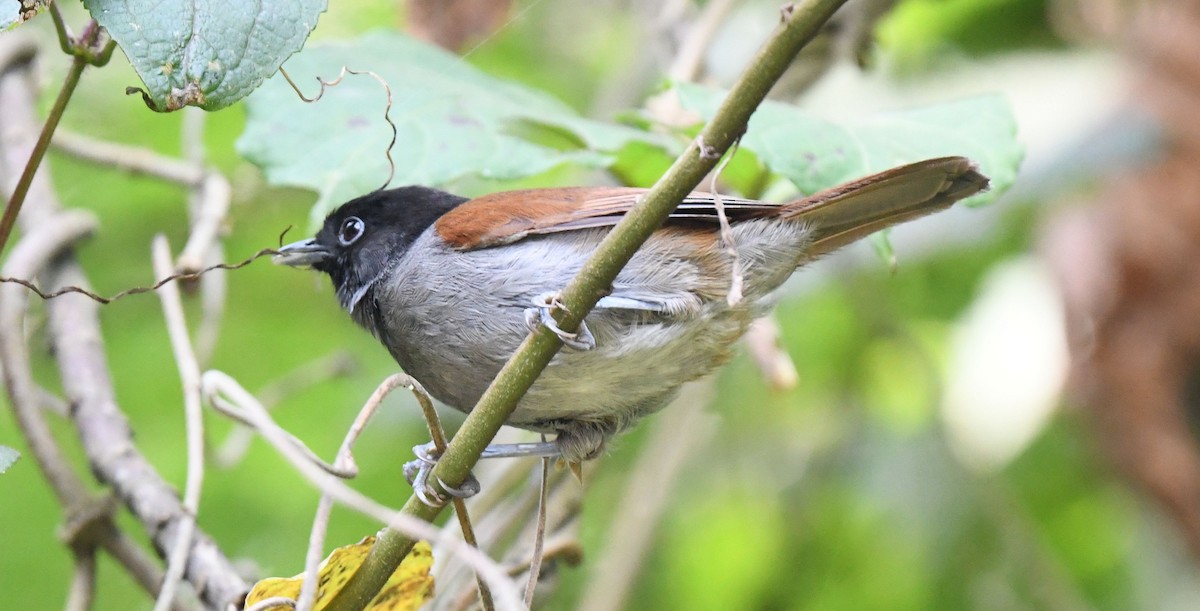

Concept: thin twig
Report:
left=708, top=138, right=744, bottom=305
left=0, top=52, right=87, bottom=257
left=0, top=246, right=280, bottom=303
left=0, top=211, right=97, bottom=502
left=296, top=495, right=335, bottom=611
left=211, top=370, right=512, bottom=610
left=214, top=352, right=358, bottom=469
left=668, top=0, right=739, bottom=81
left=0, top=17, right=112, bottom=257
left=63, top=548, right=97, bottom=611
left=744, top=317, right=799, bottom=390
left=51, top=129, right=205, bottom=186
left=151, top=236, right=208, bottom=611
left=48, top=1, right=74, bottom=56
left=177, top=109, right=229, bottom=364
left=178, top=172, right=230, bottom=272
left=278, top=66, right=398, bottom=191
left=0, top=34, right=244, bottom=609
left=522, top=451, right=550, bottom=607
left=200, top=371, right=525, bottom=607
left=0, top=214, right=185, bottom=608
left=297, top=375, right=429, bottom=611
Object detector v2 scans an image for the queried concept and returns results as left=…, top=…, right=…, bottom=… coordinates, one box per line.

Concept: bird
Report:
left=275, top=156, right=988, bottom=473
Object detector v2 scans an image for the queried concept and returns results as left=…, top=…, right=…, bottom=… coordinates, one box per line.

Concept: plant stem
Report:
left=324, top=1, right=849, bottom=609
left=0, top=54, right=87, bottom=257
left=0, top=17, right=113, bottom=259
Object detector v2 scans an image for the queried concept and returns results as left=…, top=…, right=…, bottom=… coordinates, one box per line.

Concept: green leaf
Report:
left=83, top=0, right=327, bottom=111
left=0, top=446, right=18, bottom=474
left=237, top=31, right=677, bottom=227
left=674, top=83, right=1022, bottom=205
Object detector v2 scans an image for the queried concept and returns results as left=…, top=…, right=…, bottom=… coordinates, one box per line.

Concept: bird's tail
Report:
left=779, top=156, right=990, bottom=258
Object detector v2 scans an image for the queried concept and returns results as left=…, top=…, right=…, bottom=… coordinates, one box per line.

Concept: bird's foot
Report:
left=403, top=442, right=481, bottom=507
left=524, top=292, right=596, bottom=351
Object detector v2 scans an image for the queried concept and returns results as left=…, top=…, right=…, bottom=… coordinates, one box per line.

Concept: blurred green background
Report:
left=3, top=0, right=1194, bottom=609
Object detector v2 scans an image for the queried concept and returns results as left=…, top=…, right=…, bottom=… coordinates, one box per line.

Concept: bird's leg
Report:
left=524, top=292, right=596, bottom=351
left=403, top=441, right=564, bottom=506
left=403, top=442, right=481, bottom=506
left=479, top=440, right=562, bottom=459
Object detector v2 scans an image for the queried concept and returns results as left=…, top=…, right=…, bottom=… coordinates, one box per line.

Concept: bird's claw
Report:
left=524, top=292, right=596, bottom=351
left=403, top=442, right=480, bottom=507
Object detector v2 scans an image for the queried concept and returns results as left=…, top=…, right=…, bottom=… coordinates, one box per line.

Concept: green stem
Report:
left=0, top=53, right=87, bottom=257
left=325, top=1, right=849, bottom=609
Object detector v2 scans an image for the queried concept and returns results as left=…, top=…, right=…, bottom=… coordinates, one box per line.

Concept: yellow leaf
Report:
left=244, top=537, right=435, bottom=610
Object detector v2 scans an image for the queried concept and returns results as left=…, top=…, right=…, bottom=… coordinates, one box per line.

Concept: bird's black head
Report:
left=275, top=186, right=468, bottom=313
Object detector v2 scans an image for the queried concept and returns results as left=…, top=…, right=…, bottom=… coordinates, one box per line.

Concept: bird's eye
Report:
left=338, top=217, right=365, bottom=246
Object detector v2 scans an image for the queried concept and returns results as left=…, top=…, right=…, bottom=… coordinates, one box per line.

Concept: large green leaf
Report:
left=237, top=31, right=676, bottom=226
left=675, top=83, right=1022, bottom=205
left=83, top=0, right=326, bottom=111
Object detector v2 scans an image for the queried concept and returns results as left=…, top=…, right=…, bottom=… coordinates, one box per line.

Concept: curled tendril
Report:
left=278, top=66, right=398, bottom=192
left=0, top=226, right=295, bottom=304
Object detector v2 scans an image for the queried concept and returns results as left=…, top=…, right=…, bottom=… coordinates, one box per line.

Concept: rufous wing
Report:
left=433, top=156, right=988, bottom=254
left=434, top=186, right=778, bottom=250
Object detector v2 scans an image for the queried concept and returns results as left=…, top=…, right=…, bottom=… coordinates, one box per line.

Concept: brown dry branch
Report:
left=151, top=236, right=210, bottom=611
left=0, top=209, right=179, bottom=609
left=0, top=34, right=249, bottom=609
left=51, top=129, right=205, bottom=186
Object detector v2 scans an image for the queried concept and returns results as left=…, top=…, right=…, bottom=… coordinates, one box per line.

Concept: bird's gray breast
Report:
left=366, top=220, right=811, bottom=430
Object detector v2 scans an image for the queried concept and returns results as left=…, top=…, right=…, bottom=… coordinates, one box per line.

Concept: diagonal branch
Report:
left=325, top=1, right=851, bottom=609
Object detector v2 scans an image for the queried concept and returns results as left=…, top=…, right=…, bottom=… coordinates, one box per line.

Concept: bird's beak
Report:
left=273, top=239, right=332, bottom=268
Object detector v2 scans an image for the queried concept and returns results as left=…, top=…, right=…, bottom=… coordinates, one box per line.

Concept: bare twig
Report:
left=0, top=18, right=113, bottom=257
left=206, top=368, right=516, bottom=609
left=0, top=204, right=179, bottom=609
left=63, top=548, right=97, bottom=611
left=522, top=453, right=550, bottom=607
left=178, top=172, right=231, bottom=273
left=708, top=138, right=745, bottom=305
left=668, top=0, right=739, bottom=81
left=0, top=246, right=279, bottom=303
left=50, top=129, right=205, bottom=186
left=0, top=36, right=249, bottom=607
left=214, top=351, right=358, bottom=468
left=0, top=211, right=97, bottom=503
left=295, top=494, right=336, bottom=611
left=297, top=374, right=430, bottom=611
left=200, top=371, right=525, bottom=608
left=151, top=236, right=208, bottom=611
left=744, top=316, right=799, bottom=390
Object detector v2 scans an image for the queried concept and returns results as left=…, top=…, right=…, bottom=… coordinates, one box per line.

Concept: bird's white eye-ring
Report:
left=338, top=217, right=365, bottom=246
